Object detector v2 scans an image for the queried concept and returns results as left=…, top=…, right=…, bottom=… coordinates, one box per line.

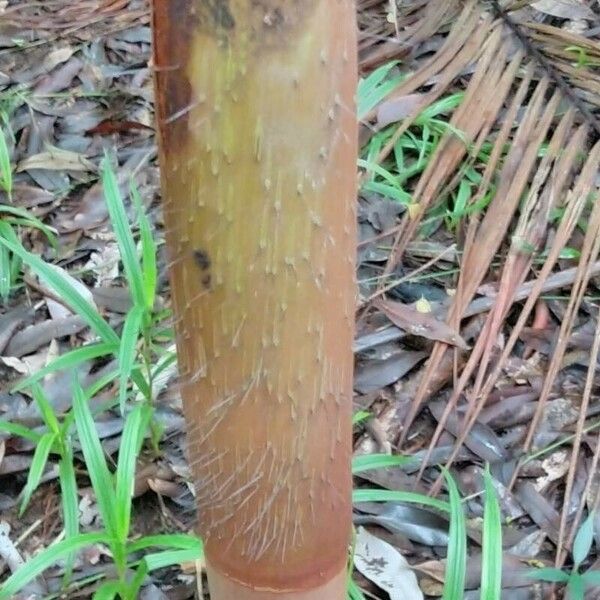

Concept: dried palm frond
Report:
left=358, top=0, right=600, bottom=554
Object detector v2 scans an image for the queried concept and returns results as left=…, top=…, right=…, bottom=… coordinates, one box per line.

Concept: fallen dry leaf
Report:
left=355, top=526, right=424, bottom=600
left=531, top=0, right=596, bottom=20
left=375, top=297, right=468, bottom=349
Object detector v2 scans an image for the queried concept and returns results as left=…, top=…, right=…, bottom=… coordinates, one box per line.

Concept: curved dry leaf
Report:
left=17, top=146, right=96, bottom=173
left=355, top=503, right=450, bottom=546
left=531, top=0, right=596, bottom=20
left=375, top=298, right=467, bottom=349
left=354, top=526, right=424, bottom=600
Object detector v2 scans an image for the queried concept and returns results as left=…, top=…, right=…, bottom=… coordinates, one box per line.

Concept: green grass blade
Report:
left=58, top=443, right=79, bottom=584
left=72, top=378, right=118, bottom=539
left=567, top=573, right=585, bottom=599
left=127, top=534, right=202, bottom=554
left=528, top=568, right=569, bottom=583
left=19, top=431, right=57, bottom=515
left=115, top=403, right=152, bottom=541
left=0, top=116, right=12, bottom=198
left=357, top=61, right=403, bottom=119
left=0, top=223, right=118, bottom=344
left=582, top=570, right=600, bottom=585
left=0, top=533, right=109, bottom=600
left=31, top=383, right=60, bottom=434
left=130, top=182, right=157, bottom=310
left=347, top=577, right=367, bottom=600
left=117, top=306, right=143, bottom=414
left=100, top=156, right=145, bottom=310
left=12, top=342, right=118, bottom=392
left=143, top=547, right=203, bottom=572
left=361, top=180, right=411, bottom=204
left=125, top=561, right=148, bottom=600
left=0, top=205, right=57, bottom=247
left=352, top=488, right=450, bottom=513
left=85, top=367, right=120, bottom=399
left=0, top=243, right=10, bottom=300
left=351, top=453, right=413, bottom=473
left=92, top=581, right=120, bottom=600
left=573, top=512, right=595, bottom=569
left=59, top=445, right=79, bottom=538
left=481, top=467, right=503, bottom=600
left=352, top=411, right=371, bottom=425
left=442, top=469, right=466, bottom=600
left=0, top=420, right=41, bottom=443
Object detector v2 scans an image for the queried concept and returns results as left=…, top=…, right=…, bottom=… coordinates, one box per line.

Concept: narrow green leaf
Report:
left=347, top=576, right=367, bottom=600
left=72, top=378, right=118, bottom=539
left=115, top=404, right=152, bottom=541
left=352, top=410, right=371, bottom=425
left=58, top=443, right=79, bottom=585
left=0, top=533, right=109, bottom=600
left=481, top=467, right=502, bottom=600
left=59, top=446, right=79, bottom=538
left=85, top=367, right=120, bottom=399
left=125, top=561, right=148, bottom=600
left=19, top=431, right=57, bottom=515
left=31, top=384, right=60, bottom=434
left=442, top=469, right=466, bottom=600
left=92, top=581, right=121, bottom=600
left=130, top=182, right=157, bottom=310
left=0, top=204, right=57, bottom=247
left=127, top=534, right=202, bottom=555
left=143, top=547, right=203, bottom=572
left=0, top=223, right=118, bottom=344
left=0, top=419, right=41, bottom=443
left=12, top=342, right=118, bottom=392
left=581, top=569, right=600, bottom=585
left=361, top=179, right=411, bottom=204
left=0, top=118, right=12, bottom=197
left=351, top=453, right=413, bottom=473
left=567, top=572, right=585, bottom=600
left=573, top=512, right=595, bottom=568
left=528, top=568, right=569, bottom=583
left=352, top=489, right=450, bottom=513
left=357, top=61, right=403, bottom=119
left=0, top=243, right=10, bottom=300
left=100, top=156, right=145, bottom=310
left=117, top=306, right=143, bottom=414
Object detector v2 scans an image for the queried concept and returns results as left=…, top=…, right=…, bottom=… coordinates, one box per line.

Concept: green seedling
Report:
left=0, top=380, right=202, bottom=600
left=529, top=512, right=600, bottom=599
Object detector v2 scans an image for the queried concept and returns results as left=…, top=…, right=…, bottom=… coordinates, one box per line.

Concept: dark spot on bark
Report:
left=194, top=248, right=211, bottom=271
left=201, top=273, right=212, bottom=289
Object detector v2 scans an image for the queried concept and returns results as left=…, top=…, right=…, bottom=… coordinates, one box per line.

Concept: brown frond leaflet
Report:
left=489, top=0, right=600, bottom=138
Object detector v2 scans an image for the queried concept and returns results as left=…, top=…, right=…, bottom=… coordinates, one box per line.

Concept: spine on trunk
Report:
left=152, top=1, right=357, bottom=594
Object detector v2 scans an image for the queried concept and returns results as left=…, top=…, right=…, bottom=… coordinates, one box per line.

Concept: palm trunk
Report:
left=152, top=2, right=357, bottom=598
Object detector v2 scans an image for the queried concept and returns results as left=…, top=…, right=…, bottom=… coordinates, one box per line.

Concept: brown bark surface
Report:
left=152, top=1, right=357, bottom=596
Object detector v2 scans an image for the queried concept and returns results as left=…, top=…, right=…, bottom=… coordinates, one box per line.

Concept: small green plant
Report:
left=443, top=468, right=467, bottom=600
left=565, top=46, right=600, bottom=69
left=0, top=379, right=202, bottom=600
left=0, top=156, right=167, bottom=426
left=357, top=60, right=405, bottom=121
left=0, top=205, right=57, bottom=301
left=0, top=111, right=13, bottom=198
left=0, top=156, right=198, bottom=597
left=529, top=512, right=600, bottom=599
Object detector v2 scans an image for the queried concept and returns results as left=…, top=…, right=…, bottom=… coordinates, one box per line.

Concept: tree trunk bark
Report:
left=152, top=2, right=357, bottom=598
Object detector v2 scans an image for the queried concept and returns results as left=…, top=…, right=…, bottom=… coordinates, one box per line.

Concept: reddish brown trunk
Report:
left=152, top=2, right=357, bottom=598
